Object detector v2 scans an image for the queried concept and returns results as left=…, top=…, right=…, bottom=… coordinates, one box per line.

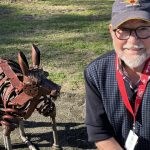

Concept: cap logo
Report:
left=126, top=0, right=137, bottom=4
left=123, top=0, right=140, bottom=6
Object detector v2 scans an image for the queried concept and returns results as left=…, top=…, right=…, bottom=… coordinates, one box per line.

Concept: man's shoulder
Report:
left=85, top=50, right=116, bottom=71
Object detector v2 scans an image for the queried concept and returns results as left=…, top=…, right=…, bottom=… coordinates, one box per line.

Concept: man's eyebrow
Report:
left=141, top=20, right=149, bottom=24
left=117, top=27, right=130, bottom=30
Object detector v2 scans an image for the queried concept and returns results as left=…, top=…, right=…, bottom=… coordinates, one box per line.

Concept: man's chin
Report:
left=118, top=53, right=148, bottom=68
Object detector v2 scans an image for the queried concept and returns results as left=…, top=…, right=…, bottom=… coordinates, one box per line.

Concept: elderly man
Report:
left=84, top=0, right=150, bottom=150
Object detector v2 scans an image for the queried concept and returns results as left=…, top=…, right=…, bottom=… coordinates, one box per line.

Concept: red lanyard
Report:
left=116, top=55, right=150, bottom=124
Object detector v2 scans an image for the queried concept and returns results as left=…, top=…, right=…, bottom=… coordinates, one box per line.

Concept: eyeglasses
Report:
left=113, top=26, right=150, bottom=40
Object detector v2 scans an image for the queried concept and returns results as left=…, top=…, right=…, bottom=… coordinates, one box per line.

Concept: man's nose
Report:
left=129, top=30, right=138, bottom=39
left=127, top=30, right=140, bottom=44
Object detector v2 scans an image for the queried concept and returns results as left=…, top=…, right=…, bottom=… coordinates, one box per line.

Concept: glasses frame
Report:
left=113, top=26, right=150, bottom=40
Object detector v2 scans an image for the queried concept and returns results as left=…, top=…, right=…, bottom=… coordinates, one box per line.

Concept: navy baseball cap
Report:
left=111, top=0, right=150, bottom=29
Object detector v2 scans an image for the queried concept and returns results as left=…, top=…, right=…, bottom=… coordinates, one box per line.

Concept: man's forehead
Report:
left=119, top=19, right=150, bottom=27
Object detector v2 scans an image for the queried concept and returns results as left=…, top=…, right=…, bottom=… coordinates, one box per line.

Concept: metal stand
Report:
left=2, top=125, right=12, bottom=150
left=19, top=120, right=37, bottom=150
left=51, top=117, right=61, bottom=150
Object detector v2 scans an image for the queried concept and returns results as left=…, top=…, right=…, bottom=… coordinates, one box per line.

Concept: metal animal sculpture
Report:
left=0, top=44, right=61, bottom=150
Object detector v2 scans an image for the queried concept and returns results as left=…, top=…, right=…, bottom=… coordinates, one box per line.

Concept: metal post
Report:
left=51, top=117, right=61, bottom=150
left=2, top=125, right=12, bottom=150
left=19, top=120, right=37, bottom=150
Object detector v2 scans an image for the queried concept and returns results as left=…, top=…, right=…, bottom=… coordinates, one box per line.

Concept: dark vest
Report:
left=87, top=50, right=150, bottom=150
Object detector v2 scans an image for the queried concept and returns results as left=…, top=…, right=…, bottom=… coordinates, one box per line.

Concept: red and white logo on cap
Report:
left=123, top=0, right=140, bottom=6
left=126, top=0, right=137, bottom=4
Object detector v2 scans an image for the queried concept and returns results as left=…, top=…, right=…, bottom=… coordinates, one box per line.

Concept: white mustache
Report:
left=123, top=45, right=145, bottom=49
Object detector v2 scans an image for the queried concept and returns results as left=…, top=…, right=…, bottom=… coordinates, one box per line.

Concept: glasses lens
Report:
left=115, top=28, right=130, bottom=40
left=136, top=26, right=150, bottom=39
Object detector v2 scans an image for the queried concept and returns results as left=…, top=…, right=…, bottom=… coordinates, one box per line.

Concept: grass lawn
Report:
left=0, top=0, right=113, bottom=94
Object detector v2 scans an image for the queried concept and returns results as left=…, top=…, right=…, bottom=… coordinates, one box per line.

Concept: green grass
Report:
left=0, top=0, right=113, bottom=93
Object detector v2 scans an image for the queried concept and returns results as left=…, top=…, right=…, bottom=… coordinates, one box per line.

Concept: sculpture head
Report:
left=0, top=44, right=61, bottom=120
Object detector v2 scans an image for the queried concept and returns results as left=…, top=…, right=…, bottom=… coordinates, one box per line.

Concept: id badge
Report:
left=125, top=130, right=138, bottom=150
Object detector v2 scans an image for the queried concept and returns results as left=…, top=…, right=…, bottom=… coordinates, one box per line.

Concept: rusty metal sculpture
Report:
left=0, top=44, right=61, bottom=150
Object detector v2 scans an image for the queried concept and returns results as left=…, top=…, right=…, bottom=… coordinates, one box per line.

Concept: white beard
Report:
left=117, top=51, right=148, bottom=68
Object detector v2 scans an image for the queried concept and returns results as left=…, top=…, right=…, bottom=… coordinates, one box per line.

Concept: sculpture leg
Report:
left=19, top=120, right=37, bottom=150
left=51, top=117, right=61, bottom=150
left=2, top=125, right=12, bottom=150
left=3, top=135, right=12, bottom=150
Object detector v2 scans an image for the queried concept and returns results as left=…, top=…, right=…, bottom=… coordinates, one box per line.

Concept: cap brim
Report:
left=111, top=11, right=150, bottom=29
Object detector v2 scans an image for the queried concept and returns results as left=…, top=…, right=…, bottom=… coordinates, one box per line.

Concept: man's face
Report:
left=109, top=20, right=150, bottom=68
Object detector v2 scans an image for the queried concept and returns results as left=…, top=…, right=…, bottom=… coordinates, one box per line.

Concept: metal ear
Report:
left=32, top=44, right=40, bottom=67
left=18, top=51, right=29, bottom=75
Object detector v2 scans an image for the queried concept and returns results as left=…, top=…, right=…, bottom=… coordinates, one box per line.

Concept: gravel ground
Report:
left=0, top=92, right=96, bottom=150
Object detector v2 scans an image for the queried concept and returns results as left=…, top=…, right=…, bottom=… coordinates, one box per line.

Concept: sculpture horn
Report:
left=18, top=51, right=29, bottom=75
left=32, top=44, right=40, bottom=67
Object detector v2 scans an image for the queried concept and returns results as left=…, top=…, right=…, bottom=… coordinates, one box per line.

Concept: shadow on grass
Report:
left=39, top=0, right=113, bottom=6
left=0, top=3, right=112, bottom=72
left=0, top=1, right=112, bottom=58
left=10, top=121, right=96, bottom=149
left=0, top=2, right=111, bottom=35
left=0, top=11, right=111, bottom=35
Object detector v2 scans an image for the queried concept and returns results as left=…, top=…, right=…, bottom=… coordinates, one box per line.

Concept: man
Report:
left=84, top=0, right=150, bottom=149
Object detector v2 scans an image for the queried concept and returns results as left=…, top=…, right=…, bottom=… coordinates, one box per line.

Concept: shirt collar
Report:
left=118, top=59, right=140, bottom=92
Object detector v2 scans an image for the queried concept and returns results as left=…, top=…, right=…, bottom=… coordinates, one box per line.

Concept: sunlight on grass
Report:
left=0, top=0, right=113, bottom=92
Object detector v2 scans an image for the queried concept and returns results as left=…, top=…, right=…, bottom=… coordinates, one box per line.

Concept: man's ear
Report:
left=109, top=24, right=114, bottom=39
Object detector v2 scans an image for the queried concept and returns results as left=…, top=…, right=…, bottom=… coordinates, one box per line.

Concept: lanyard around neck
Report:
left=116, top=55, right=150, bottom=123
